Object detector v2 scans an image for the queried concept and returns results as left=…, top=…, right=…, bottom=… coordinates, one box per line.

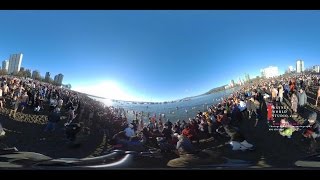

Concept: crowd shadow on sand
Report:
left=0, top=111, right=105, bottom=159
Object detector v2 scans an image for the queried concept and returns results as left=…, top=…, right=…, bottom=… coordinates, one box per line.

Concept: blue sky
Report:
left=0, top=10, right=319, bottom=102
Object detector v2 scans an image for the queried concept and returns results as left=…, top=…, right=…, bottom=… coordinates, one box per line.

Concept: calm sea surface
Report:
left=89, top=86, right=240, bottom=122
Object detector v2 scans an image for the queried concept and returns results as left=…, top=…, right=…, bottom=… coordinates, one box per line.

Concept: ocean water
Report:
left=91, top=87, right=240, bottom=122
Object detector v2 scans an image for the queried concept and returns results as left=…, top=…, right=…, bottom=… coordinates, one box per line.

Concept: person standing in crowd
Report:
left=316, top=86, right=320, bottom=107
left=237, top=98, right=247, bottom=121
left=278, top=84, right=284, bottom=104
left=290, top=79, right=296, bottom=95
left=291, top=91, right=298, bottom=115
left=26, top=88, right=32, bottom=105
left=9, top=96, right=19, bottom=118
left=44, top=107, right=61, bottom=132
left=0, top=87, right=3, bottom=109
left=253, top=97, right=261, bottom=127
left=284, top=83, right=290, bottom=99
left=298, top=88, right=307, bottom=115
left=247, top=97, right=256, bottom=119
left=267, top=98, right=274, bottom=124
left=2, top=82, right=8, bottom=101
left=49, top=95, right=58, bottom=112
left=34, top=94, right=41, bottom=112
left=57, top=98, right=63, bottom=109
left=271, top=86, right=278, bottom=103
left=19, top=91, right=29, bottom=113
left=67, top=107, right=77, bottom=124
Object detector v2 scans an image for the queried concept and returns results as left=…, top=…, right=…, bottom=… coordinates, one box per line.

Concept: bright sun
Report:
left=73, top=80, right=140, bottom=102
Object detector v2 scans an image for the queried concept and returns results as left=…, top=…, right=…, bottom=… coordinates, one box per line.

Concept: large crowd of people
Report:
left=107, top=73, right=320, bottom=166
left=0, top=75, right=129, bottom=142
left=0, top=73, right=320, bottom=167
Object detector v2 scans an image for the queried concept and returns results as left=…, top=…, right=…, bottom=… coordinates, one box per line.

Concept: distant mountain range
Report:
left=202, top=85, right=228, bottom=95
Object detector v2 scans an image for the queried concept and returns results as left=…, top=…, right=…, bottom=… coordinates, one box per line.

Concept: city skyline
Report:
left=0, top=51, right=318, bottom=101
left=1, top=53, right=65, bottom=85
left=1, top=11, right=320, bottom=102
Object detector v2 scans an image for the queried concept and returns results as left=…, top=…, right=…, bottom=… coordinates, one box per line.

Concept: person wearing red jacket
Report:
left=267, top=99, right=274, bottom=122
left=182, top=124, right=197, bottom=142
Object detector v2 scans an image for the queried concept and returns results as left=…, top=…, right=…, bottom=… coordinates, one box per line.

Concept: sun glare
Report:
left=73, top=80, right=141, bottom=102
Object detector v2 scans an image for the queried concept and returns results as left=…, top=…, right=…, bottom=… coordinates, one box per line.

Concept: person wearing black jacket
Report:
left=44, top=107, right=61, bottom=132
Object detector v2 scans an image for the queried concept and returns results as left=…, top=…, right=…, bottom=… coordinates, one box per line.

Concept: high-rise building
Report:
left=238, top=77, right=243, bottom=85
left=260, top=66, right=279, bottom=78
left=54, top=73, right=64, bottom=85
left=45, top=72, right=51, bottom=81
left=296, top=60, right=304, bottom=73
left=313, top=65, right=320, bottom=73
left=8, top=53, right=23, bottom=74
left=2, top=60, right=9, bottom=71
left=245, top=74, right=250, bottom=82
left=32, top=70, right=40, bottom=79
left=230, top=80, right=235, bottom=87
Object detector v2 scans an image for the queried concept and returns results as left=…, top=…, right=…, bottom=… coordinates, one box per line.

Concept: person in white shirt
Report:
left=238, top=99, right=247, bottom=112
left=272, top=87, right=278, bottom=102
left=124, top=124, right=135, bottom=138
left=278, top=85, right=284, bottom=103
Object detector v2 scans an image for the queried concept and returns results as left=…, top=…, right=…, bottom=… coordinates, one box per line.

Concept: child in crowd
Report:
left=279, top=118, right=296, bottom=138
